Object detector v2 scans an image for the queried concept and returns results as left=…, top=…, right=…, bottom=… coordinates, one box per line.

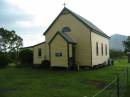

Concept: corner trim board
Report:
left=67, top=43, right=69, bottom=69
left=90, top=29, right=92, bottom=67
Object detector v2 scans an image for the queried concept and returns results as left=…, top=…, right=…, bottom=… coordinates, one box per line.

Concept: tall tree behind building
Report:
left=0, top=28, right=23, bottom=53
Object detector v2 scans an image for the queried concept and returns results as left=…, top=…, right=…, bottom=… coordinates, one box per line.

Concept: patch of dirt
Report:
left=80, top=80, right=107, bottom=89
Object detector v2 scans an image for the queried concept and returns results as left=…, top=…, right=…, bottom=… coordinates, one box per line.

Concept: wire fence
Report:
left=92, top=66, right=128, bottom=97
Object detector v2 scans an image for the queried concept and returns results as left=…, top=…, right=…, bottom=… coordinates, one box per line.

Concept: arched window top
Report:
left=61, top=26, right=71, bottom=33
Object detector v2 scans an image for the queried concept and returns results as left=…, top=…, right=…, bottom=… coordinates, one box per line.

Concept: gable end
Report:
left=43, top=8, right=70, bottom=35
left=43, top=7, right=109, bottom=39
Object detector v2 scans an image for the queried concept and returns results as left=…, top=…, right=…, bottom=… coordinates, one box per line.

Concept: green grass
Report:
left=0, top=59, right=129, bottom=97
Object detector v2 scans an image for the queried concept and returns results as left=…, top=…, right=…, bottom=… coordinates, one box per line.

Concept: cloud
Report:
left=0, top=0, right=40, bottom=32
left=0, top=0, right=33, bottom=25
left=0, top=0, right=45, bottom=47
left=21, top=32, right=45, bottom=47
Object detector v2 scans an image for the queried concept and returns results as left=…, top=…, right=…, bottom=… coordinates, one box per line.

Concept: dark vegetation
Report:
left=18, top=49, right=33, bottom=67
left=0, top=53, right=9, bottom=68
left=0, top=28, right=23, bottom=68
left=40, top=60, right=50, bottom=68
left=110, top=49, right=125, bottom=59
left=123, top=36, right=130, bottom=53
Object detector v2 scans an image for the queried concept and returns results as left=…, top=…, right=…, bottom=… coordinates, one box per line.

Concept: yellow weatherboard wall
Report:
left=50, top=34, right=68, bottom=67
left=91, top=32, right=109, bottom=66
left=45, top=13, right=91, bottom=66
left=33, top=43, right=45, bottom=64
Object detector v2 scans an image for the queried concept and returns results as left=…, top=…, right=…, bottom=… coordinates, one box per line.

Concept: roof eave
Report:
left=58, top=32, right=76, bottom=44
left=91, top=29, right=110, bottom=39
left=43, top=7, right=67, bottom=35
left=22, top=42, right=45, bottom=49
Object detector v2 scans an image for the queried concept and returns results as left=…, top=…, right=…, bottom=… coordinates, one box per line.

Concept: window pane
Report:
left=61, top=26, right=71, bottom=32
left=38, top=48, right=41, bottom=56
left=96, top=42, right=99, bottom=56
left=105, top=44, right=107, bottom=55
left=101, top=43, right=103, bottom=56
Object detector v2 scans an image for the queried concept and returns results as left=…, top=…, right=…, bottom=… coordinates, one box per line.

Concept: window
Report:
left=55, top=52, right=62, bottom=57
left=96, top=42, right=99, bottom=56
left=61, top=26, right=71, bottom=33
left=38, top=48, right=41, bottom=57
left=105, top=44, right=107, bottom=56
left=101, top=43, right=103, bottom=56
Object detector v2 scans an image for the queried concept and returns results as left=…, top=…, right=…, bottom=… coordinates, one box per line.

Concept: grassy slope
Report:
left=0, top=59, right=128, bottom=97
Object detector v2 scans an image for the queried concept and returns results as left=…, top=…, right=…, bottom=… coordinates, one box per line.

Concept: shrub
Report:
left=8, top=52, right=18, bottom=64
left=110, top=49, right=125, bottom=59
left=40, top=60, right=50, bottom=68
left=0, top=53, right=9, bottom=68
left=19, top=49, right=33, bottom=66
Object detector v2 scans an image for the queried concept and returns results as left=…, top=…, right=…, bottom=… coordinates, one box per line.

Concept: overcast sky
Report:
left=0, top=0, right=130, bottom=47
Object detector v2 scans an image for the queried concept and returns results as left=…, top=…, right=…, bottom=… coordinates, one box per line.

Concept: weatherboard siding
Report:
left=65, top=18, right=91, bottom=66
left=69, top=44, right=72, bottom=58
left=45, top=13, right=91, bottom=66
left=50, top=34, right=68, bottom=67
left=91, top=32, right=109, bottom=66
left=33, top=43, right=45, bottom=64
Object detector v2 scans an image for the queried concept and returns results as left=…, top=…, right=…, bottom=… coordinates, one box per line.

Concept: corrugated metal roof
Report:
left=66, top=8, right=110, bottom=38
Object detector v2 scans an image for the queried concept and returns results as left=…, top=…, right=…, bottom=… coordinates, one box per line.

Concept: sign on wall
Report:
left=55, top=52, right=62, bottom=57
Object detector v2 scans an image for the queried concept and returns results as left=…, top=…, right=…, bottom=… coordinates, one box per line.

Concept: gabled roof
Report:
left=43, top=7, right=110, bottom=39
left=72, top=12, right=109, bottom=38
left=31, top=42, right=45, bottom=47
left=49, top=31, right=76, bottom=44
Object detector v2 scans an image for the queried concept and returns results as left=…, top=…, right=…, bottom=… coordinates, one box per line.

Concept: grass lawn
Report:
left=0, top=59, right=129, bottom=97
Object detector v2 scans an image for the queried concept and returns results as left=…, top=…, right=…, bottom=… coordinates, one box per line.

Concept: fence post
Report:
left=127, top=66, right=128, bottom=87
left=117, top=75, right=120, bottom=97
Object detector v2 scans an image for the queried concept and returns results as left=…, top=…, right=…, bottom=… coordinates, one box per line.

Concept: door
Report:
left=68, top=44, right=76, bottom=69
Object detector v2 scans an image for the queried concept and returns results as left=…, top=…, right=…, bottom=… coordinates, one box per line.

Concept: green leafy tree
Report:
left=123, top=36, right=130, bottom=52
left=0, top=28, right=23, bottom=53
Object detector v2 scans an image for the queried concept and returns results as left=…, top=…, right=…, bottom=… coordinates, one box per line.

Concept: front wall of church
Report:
left=91, top=32, right=109, bottom=66
left=45, top=13, right=91, bottom=66
left=50, top=34, right=68, bottom=67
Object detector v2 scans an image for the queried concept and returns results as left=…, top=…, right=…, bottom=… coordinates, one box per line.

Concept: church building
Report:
left=27, top=7, right=110, bottom=69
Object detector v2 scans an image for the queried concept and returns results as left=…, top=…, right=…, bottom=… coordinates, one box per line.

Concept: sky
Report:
left=0, top=0, right=130, bottom=47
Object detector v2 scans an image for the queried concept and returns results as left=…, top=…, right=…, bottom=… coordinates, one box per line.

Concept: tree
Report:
left=123, top=36, right=130, bottom=52
left=110, top=49, right=125, bottom=59
left=0, top=28, right=23, bottom=53
left=19, top=49, right=33, bottom=65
